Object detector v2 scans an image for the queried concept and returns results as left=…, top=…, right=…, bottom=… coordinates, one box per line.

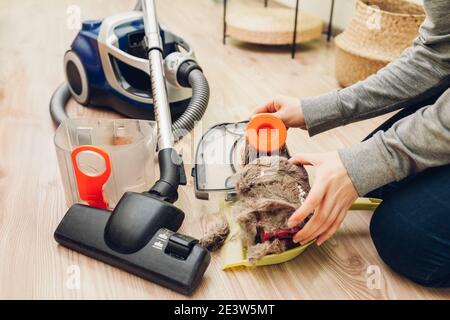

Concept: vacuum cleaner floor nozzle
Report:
left=104, top=192, right=185, bottom=254
left=54, top=204, right=210, bottom=295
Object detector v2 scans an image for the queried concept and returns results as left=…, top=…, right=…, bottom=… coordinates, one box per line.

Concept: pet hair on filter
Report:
left=233, top=156, right=311, bottom=261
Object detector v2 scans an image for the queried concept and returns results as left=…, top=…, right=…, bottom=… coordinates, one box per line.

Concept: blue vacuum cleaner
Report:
left=51, top=0, right=211, bottom=295
left=50, top=1, right=209, bottom=140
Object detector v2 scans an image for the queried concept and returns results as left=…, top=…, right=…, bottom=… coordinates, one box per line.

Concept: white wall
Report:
left=275, top=0, right=424, bottom=31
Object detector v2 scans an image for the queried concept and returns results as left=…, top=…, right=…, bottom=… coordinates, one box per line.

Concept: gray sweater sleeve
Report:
left=302, top=0, right=450, bottom=135
left=339, top=90, right=450, bottom=195
left=300, top=0, right=450, bottom=195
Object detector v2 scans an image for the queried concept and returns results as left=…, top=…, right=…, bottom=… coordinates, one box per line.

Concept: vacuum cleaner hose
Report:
left=49, top=83, right=71, bottom=125
left=172, top=69, right=210, bottom=141
left=49, top=71, right=209, bottom=142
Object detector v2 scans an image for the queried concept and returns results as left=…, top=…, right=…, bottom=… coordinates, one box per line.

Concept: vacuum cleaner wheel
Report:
left=64, top=50, right=90, bottom=105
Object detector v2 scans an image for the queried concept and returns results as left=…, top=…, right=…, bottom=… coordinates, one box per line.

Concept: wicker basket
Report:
left=335, top=0, right=425, bottom=87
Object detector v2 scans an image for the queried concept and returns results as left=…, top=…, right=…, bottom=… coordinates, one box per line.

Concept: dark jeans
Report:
left=363, top=95, right=450, bottom=288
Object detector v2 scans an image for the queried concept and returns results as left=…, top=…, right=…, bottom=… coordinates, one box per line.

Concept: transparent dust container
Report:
left=54, top=118, right=157, bottom=209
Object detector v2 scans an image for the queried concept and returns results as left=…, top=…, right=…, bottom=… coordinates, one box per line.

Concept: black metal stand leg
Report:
left=223, top=0, right=228, bottom=45
left=327, top=0, right=335, bottom=42
left=291, top=0, right=299, bottom=59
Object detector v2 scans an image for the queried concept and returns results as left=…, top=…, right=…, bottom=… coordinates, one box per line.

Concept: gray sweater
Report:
left=301, top=0, right=450, bottom=196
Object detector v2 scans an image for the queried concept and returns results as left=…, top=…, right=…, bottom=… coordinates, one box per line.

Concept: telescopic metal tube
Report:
left=142, top=0, right=174, bottom=150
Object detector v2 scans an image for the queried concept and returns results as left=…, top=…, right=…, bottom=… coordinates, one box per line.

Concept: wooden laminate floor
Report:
left=0, top=0, right=448, bottom=299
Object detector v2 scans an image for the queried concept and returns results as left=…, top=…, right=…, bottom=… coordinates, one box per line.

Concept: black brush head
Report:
left=54, top=202, right=210, bottom=295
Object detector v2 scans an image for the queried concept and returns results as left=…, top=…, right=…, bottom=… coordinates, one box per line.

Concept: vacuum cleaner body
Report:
left=65, top=11, right=193, bottom=119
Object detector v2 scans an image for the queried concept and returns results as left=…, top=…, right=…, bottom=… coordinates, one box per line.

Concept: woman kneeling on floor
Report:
left=254, top=0, right=450, bottom=288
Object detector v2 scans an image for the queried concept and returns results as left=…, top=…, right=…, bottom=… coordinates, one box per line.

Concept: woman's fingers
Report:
left=316, top=207, right=348, bottom=245
left=293, top=187, right=337, bottom=244
left=285, top=151, right=357, bottom=245
left=287, top=153, right=322, bottom=228
left=287, top=202, right=315, bottom=229
left=289, top=153, right=317, bottom=166
left=314, top=194, right=354, bottom=245
left=299, top=197, right=343, bottom=244
left=288, top=178, right=326, bottom=228
left=252, top=99, right=277, bottom=115
left=252, top=105, right=270, bottom=115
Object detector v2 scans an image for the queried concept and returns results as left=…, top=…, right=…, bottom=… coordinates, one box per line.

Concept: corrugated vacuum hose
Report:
left=49, top=70, right=209, bottom=143
left=172, top=69, right=210, bottom=141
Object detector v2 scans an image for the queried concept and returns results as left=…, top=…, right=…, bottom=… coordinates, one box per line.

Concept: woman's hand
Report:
left=287, top=152, right=359, bottom=246
left=253, top=95, right=306, bottom=129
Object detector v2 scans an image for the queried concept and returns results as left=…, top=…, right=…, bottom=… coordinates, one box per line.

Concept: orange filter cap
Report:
left=246, top=114, right=287, bottom=153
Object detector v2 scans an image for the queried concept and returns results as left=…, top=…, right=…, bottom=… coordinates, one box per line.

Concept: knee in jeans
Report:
left=411, top=274, right=448, bottom=288
left=369, top=205, right=392, bottom=259
left=370, top=206, right=449, bottom=288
